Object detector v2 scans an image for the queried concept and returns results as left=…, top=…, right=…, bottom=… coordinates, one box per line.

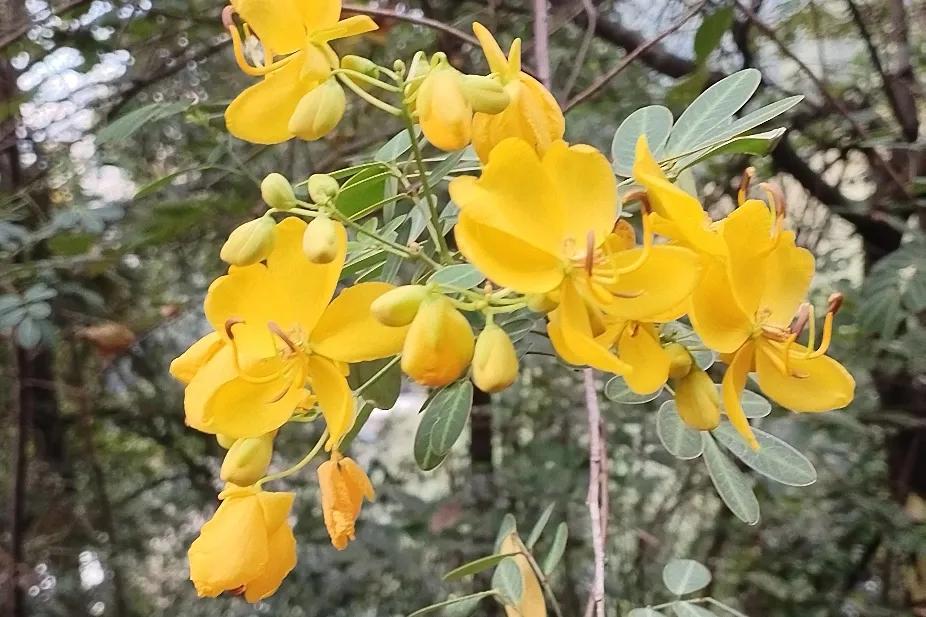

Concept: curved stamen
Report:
left=738, top=166, right=756, bottom=206
left=225, top=14, right=294, bottom=77
left=764, top=345, right=809, bottom=379
left=268, top=321, right=299, bottom=353
left=585, top=230, right=596, bottom=276
left=224, top=317, right=244, bottom=339
left=760, top=181, right=787, bottom=242
left=804, top=310, right=834, bottom=359
left=789, top=302, right=811, bottom=336
left=612, top=212, right=653, bottom=277
left=781, top=333, right=797, bottom=376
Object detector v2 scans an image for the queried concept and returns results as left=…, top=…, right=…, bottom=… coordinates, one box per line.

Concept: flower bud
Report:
left=460, top=74, right=510, bottom=114
left=220, top=216, right=276, bottom=266
left=526, top=292, right=558, bottom=313
left=341, top=55, right=380, bottom=91
left=672, top=367, right=720, bottom=431
left=219, top=433, right=274, bottom=486
left=261, top=173, right=296, bottom=210
left=216, top=433, right=237, bottom=449
left=416, top=66, right=473, bottom=151
left=307, top=174, right=340, bottom=205
left=302, top=214, right=342, bottom=264
left=472, top=323, right=519, bottom=393
left=664, top=342, right=693, bottom=380
left=401, top=295, right=475, bottom=387
left=288, top=78, right=346, bottom=141
left=403, top=51, right=431, bottom=105
left=371, top=284, right=429, bottom=327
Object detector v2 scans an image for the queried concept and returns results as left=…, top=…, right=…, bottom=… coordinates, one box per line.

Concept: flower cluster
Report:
left=172, top=0, right=855, bottom=602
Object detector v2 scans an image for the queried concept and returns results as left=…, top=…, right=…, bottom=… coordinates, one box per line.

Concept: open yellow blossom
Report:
left=174, top=217, right=407, bottom=447
left=317, top=451, right=375, bottom=550
left=691, top=199, right=855, bottom=448
left=223, top=0, right=377, bottom=144
left=188, top=484, right=296, bottom=603
left=470, top=23, right=564, bottom=162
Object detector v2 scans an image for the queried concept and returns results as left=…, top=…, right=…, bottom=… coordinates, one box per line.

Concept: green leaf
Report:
left=338, top=401, right=375, bottom=451
left=133, top=165, right=227, bottom=199
left=97, top=101, right=191, bottom=145
left=499, top=316, right=536, bottom=343
left=47, top=232, right=95, bottom=256
left=694, top=7, right=734, bottom=61
left=335, top=166, right=391, bottom=219
left=604, top=376, right=662, bottom=404
left=711, top=421, right=817, bottom=486
left=442, top=595, right=485, bottom=617
left=526, top=503, right=555, bottom=549
left=666, top=66, right=710, bottom=110
left=702, top=433, right=760, bottom=525
left=443, top=553, right=518, bottom=581
left=348, top=357, right=401, bottom=410
left=491, top=558, right=523, bottom=605
left=428, top=150, right=467, bottom=184
left=705, top=95, right=803, bottom=146
left=494, top=514, right=518, bottom=553
left=15, top=316, right=42, bottom=349
left=375, top=129, right=415, bottom=162
left=611, top=105, right=674, bottom=176
left=628, top=610, right=668, bottom=617
left=407, top=591, right=498, bottom=617
left=429, top=264, right=486, bottom=289
left=660, top=322, right=714, bottom=370
left=656, top=401, right=704, bottom=460
left=733, top=388, right=772, bottom=418
left=414, top=381, right=474, bottom=470
left=542, top=522, right=568, bottom=575
left=662, top=559, right=712, bottom=595
left=673, top=128, right=786, bottom=172
left=672, top=603, right=719, bottom=617
left=666, top=69, right=761, bottom=155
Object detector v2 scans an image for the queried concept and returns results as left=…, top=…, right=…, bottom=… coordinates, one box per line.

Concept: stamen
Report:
left=226, top=15, right=294, bottom=77
left=612, top=212, right=653, bottom=276
left=789, top=303, right=811, bottom=336
left=738, top=167, right=756, bottom=206
left=268, top=321, right=299, bottom=353
left=613, top=289, right=644, bottom=299
left=764, top=346, right=809, bottom=379
left=804, top=310, right=834, bottom=359
left=827, top=292, right=844, bottom=315
left=585, top=230, right=596, bottom=276
left=781, top=333, right=797, bottom=375
left=224, top=317, right=245, bottom=339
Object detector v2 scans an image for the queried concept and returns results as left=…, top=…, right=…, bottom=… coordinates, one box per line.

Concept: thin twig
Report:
left=565, top=1, right=707, bottom=112
left=561, top=0, right=598, bottom=101
left=342, top=4, right=480, bottom=47
left=513, top=535, right=566, bottom=617
left=532, top=0, right=552, bottom=88
left=583, top=368, right=606, bottom=617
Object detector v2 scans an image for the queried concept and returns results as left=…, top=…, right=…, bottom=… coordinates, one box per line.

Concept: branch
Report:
left=583, top=368, right=605, bottom=617
left=0, top=0, right=93, bottom=49
left=560, top=0, right=598, bottom=101
left=566, top=2, right=707, bottom=112
left=342, top=4, right=480, bottom=47
left=532, top=0, right=552, bottom=89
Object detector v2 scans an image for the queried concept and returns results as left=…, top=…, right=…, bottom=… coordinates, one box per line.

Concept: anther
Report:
left=789, top=303, right=811, bottom=336
left=738, top=167, right=756, bottom=205
left=268, top=321, right=299, bottom=353
left=759, top=182, right=787, bottom=219
left=224, top=317, right=245, bottom=339
left=221, top=5, right=235, bottom=28
left=827, top=292, right=844, bottom=315
left=585, top=230, right=596, bottom=276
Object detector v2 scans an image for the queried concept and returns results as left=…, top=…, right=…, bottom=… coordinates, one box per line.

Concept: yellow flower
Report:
left=317, top=451, right=374, bottom=550
left=287, top=76, right=346, bottom=141
left=400, top=294, right=475, bottom=387
left=220, top=216, right=277, bottom=267
left=175, top=217, right=407, bottom=447
left=188, top=484, right=296, bottom=603
left=690, top=199, right=855, bottom=448
left=416, top=63, right=473, bottom=151
left=470, top=23, right=564, bottom=162
left=472, top=323, right=519, bottom=393
left=220, top=433, right=275, bottom=486
left=223, top=0, right=377, bottom=144
left=673, top=365, right=721, bottom=431
left=449, top=139, right=700, bottom=375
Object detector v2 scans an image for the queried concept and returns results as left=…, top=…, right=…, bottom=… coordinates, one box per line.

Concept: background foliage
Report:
left=2, top=0, right=925, bottom=616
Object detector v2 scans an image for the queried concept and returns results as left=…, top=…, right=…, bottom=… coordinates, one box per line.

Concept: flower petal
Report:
left=473, top=22, right=509, bottom=76
left=314, top=15, right=378, bottom=41
left=542, top=141, right=618, bottom=248
left=232, top=0, right=305, bottom=54
left=756, top=340, right=855, bottom=412
left=307, top=355, right=353, bottom=448
left=688, top=259, right=753, bottom=354
left=722, top=199, right=775, bottom=318
left=454, top=209, right=564, bottom=294
left=204, top=265, right=281, bottom=362
left=170, top=332, right=224, bottom=384
left=618, top=323, right=669, bottom=394
left=720, top=340, right=759, bottom=450
left=758, top=231, right=814, bottom=328
left=603, top=245, right=702, bottom=321
left=243, top=520, right=296, bottom=603
left=311, top=282, right=408, bottom=362
left=226, top=56, right=313, bottom=144
left=297, top=0, right=341, bottom=34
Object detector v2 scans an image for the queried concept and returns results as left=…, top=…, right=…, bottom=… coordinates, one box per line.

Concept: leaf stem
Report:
left=257, top=429, right=328, bottom=487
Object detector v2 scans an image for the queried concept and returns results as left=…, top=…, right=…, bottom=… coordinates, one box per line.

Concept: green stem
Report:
left=400, top=108, right=452, bottom=262
left=406, top=590, right=500, bottom=617
left=337, top=73, right=402, bottom=115
left=331, top=68, right=401, bottom=92
left=257, top=429, right=328, bottom=487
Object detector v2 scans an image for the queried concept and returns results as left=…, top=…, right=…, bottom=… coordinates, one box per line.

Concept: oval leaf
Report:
left=702, top=433, right=760, bottom=525
left=414, top=381, right=474, bottom=471
left=666, top=69, right=761, bottom=155
left=429, top=264, right=485, bottom=289
left=656, top=401, right=704, bottom=460
left=526, top=503, right=555, bottom=549
left=612, top=105, right=674, bottom=176
left=492, top=558, right=523, bottom=605
left=605, top=376, right=662, bottom=404
left=715, top=385, right=771, bottom=418
left=672, top=603, right=719, bottom=617
left=348, top=357, right=401, bottom=410
left=443, top=553, right=519, bottom=581
left=662, top=559, right=712, bottom=595
left=542, top=522, right=568, bottom=575
left=711, top=421, right=817, bottom=486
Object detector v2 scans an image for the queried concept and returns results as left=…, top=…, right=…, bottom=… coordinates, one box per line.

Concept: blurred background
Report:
left=1, top=0, right=925, bottom=615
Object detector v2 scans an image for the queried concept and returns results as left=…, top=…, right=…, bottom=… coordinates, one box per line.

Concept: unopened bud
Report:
left=341, top=55, right=380, bottom=92
left=664, top=343, right=693, bottom=380
left=416, top=66, right=472, bottom=151
left=288, top=78, right=346, bottom=141
left=403, top=51, right=431, bottom=105
left=219, top=433, right=274, bottom=486
left=672, top=367, right=720, bottom=431
left=371, top=284, right=428, bottom=327
left=308, top=174, right=340, bottom=205
left=302, top=215, right=342, bottom=264
left=526, top=292, right=558, bottom=313
left=401, top=295, right=474, bottom=387
left=472, top=323, right=519, bottom=393
left=261, top=173, right=296, bottom=210
left=460, top=74, right=510, bottom=114
left=220, top=217, right=276, bottom=266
